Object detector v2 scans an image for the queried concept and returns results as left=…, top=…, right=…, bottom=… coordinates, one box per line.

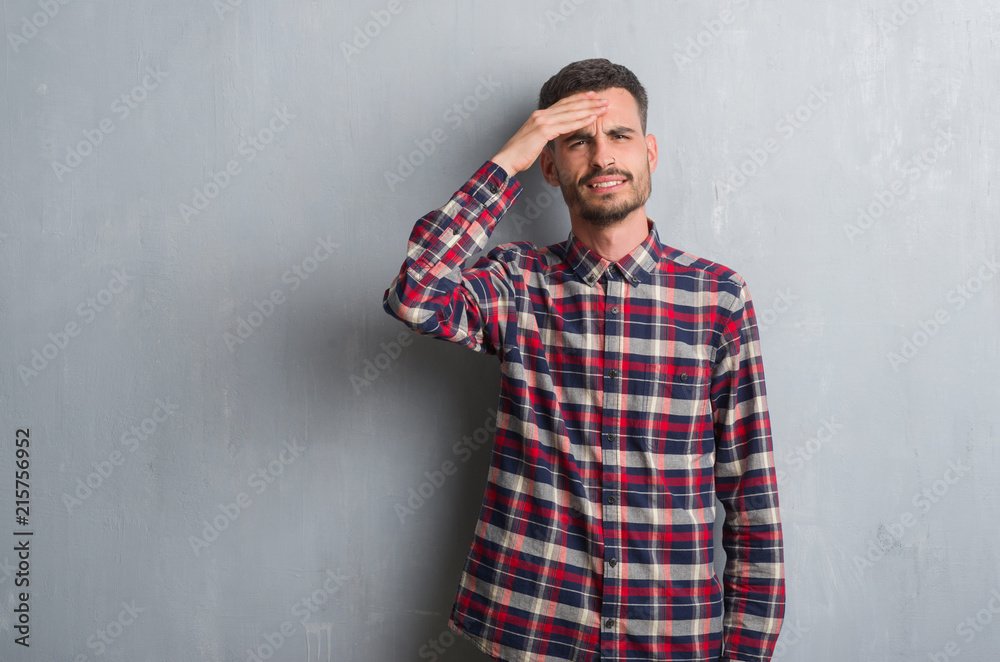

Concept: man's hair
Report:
left=538, top=58, right=648, bottom=135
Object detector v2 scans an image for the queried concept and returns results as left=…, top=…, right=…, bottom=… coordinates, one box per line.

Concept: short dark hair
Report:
left=538, top=58, right=648, bottom=134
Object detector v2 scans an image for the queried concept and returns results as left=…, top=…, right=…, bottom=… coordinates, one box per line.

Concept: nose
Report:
left=589, top=135, right=615, bottom=171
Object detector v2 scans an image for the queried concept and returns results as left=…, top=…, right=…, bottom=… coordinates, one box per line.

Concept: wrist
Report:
left=490, top=153, right=518, bottom=178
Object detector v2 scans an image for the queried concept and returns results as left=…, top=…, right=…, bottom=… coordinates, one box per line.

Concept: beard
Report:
left=555, top=162, right=652, bottom=229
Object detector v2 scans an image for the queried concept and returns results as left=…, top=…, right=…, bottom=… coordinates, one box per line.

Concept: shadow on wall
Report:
left=299, top=308, right=503, bottom=659
left=375, top=333, right=502, bottom=662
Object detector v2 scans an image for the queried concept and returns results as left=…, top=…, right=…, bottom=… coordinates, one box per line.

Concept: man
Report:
left=383, top=59, right=784, bottom=662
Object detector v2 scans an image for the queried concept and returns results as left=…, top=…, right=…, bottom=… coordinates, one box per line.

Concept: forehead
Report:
left=593, top=87, right=641, bottom=129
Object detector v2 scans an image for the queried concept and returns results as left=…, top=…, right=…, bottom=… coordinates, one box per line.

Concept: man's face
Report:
left=541, top=87, right=657, bottom=229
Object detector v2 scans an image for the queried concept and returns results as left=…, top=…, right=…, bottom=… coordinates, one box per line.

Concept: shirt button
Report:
left=607, top=495, right=616, bottom=505
left=609, top=558, right=618, bottom=568
left=606, top=433, right=615, bottom=442
left=680, top=372, right=688, bottom=382
left=489, top=184, right=499, bottom=194
left=608, top=369, right=618, bottom=378
left=605, top=618, right=615, bottom=629
left=610, top=306, right=619, bottom=314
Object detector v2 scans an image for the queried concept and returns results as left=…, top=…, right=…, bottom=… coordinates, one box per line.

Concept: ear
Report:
left=540, top=145, right=560, bottom=186
left=645, top=132, right=658, bottom=175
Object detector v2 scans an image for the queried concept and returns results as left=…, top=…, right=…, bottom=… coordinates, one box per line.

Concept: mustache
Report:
left=580, top=169, right=632, bottom=187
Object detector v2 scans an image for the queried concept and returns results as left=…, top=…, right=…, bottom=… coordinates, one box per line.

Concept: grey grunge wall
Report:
left=1, top=0, right=998, bottom=660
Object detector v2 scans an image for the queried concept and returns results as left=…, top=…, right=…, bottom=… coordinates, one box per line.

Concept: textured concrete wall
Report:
left=1, top=1, right=998, bottom=660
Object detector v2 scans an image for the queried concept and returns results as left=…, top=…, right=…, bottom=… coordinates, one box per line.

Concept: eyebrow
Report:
left=562, top=125, right=638, bottom=142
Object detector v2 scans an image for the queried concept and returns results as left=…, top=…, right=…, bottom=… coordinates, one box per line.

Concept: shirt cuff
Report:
left=460, top=160, right=520, bottom=209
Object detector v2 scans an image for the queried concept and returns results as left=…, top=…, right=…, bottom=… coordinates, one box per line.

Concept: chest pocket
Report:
left=643, top=360, right=711, bottom=422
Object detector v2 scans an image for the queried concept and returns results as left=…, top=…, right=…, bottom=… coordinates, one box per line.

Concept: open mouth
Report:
left=585, top=178, right=628, bottom=192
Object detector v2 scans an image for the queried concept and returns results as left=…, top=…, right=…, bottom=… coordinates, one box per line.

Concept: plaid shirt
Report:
left=383, top=162, right=784, bottom=662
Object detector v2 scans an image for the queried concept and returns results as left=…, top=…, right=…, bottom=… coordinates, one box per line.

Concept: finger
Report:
left=551, top=90, right=603, bottom=105
left=540, top=102, right=609, bottom=126
left=541, top=90, right=607, bottom=110
left=548, top=94, right=609, bottom=112
left=546, top=103, right=609, bottom=120
left=539, top=97, right=609, bottom=121
left=539, top=105, right=608, bottom=133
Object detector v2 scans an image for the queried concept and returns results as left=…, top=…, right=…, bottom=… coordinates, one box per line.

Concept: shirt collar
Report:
left=563, top=218, right=662, bottom=286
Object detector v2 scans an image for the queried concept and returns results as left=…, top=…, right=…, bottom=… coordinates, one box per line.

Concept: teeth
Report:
left=591, top=180, right=624, bottom=188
